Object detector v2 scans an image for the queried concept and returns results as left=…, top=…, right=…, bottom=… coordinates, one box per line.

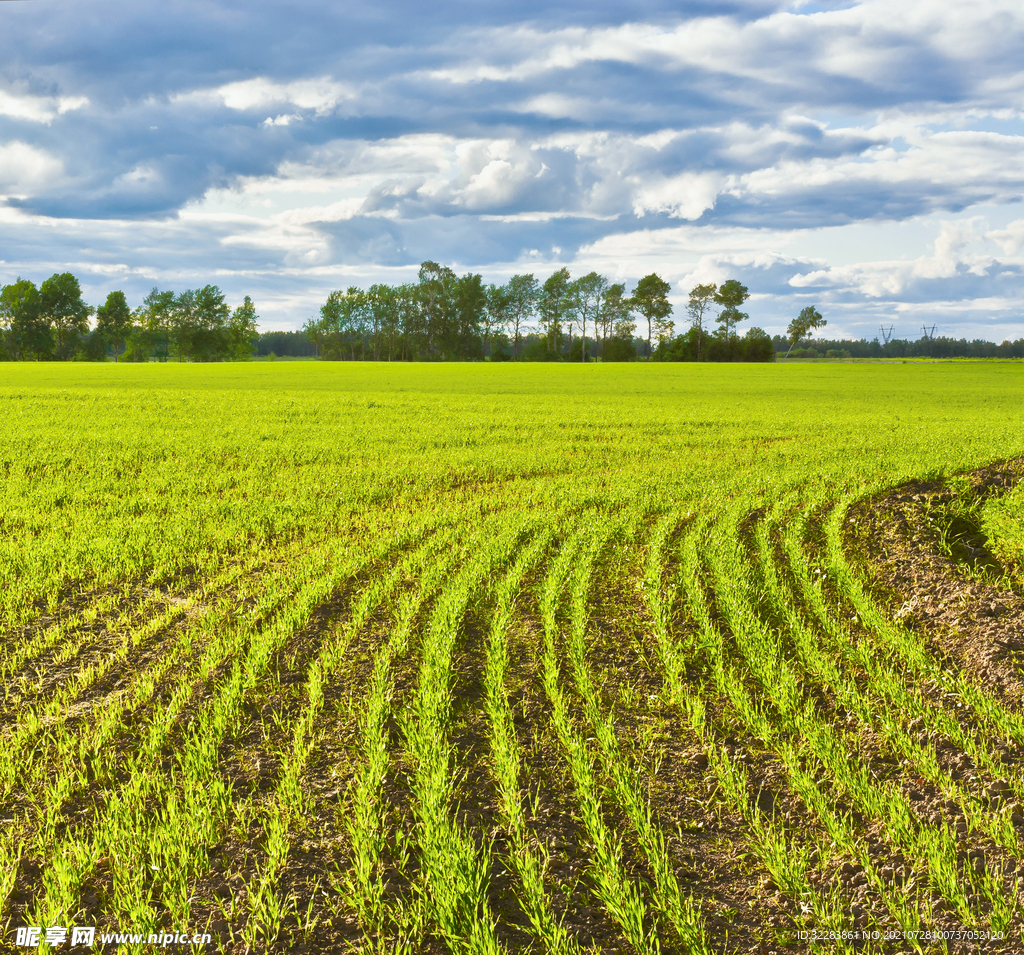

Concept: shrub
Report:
left=603, top=337, right=638, bottom=362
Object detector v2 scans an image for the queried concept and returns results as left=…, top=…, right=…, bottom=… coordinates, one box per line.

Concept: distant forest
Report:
left=769, top=335, right=1024, bottom=360
left=2, top=266, right=1022, bottom=362
left=299, top=263, right=777, bottom=362
left=0, top=273, right=257, bottom=362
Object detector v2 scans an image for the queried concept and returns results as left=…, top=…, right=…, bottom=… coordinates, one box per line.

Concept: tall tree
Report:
left=394, top=284, right=419, bottom=361
left=1, top=278, right=50, bottom=360
left=685, top=282, right=717, bottom=362
left=632, top=273, right=673, bottom=361
left=418, top=261, right=458, bottom=358
left=39, top=272, right=91, bottom=360
left=308, top=287, right=365, bottom=360
left=483, top=283, right=511, bottom=359
left=568, top=272, right=606, bottom=362
left=601, top=283, right=635, bottom=346
left=192, top=285, right=230, bottom=360
left=95, top=290, right=134, bottom=362
left=365, top=284, right=393, bottom=361
left=142, top=288, right=176, bottom=361
left=454, top=272, right=486, bottom=359
left=785, top=305, right=827, bottom=358
left=505, top=273, right=539, bottom=361
left=168, top=289, right=196, bottom=361
left=713, top=280, right=749, bottom=349
left=538, top=268, right=571, bottom=354
left=229, top=295, right=259, bottom=360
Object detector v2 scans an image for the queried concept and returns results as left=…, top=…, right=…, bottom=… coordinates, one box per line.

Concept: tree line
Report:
left=303, top=262, right=785, bottom=362
left=302, top=262, right=662, bottom=362
left=0, top=273, right=259, bottom=362
left=7, top=265, right=1017, bottom=365
left=771, top=334, right=1024, bottom=360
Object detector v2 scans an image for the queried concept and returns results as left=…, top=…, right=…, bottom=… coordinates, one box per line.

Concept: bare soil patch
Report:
left=847, top=457, right=1024, bottom=703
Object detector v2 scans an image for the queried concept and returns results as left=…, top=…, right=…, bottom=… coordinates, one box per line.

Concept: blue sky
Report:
left=2, top=0, right=1024, bottom=340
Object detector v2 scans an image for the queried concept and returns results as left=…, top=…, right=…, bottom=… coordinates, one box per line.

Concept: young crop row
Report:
left=3, top=363, right=1024, bottom=953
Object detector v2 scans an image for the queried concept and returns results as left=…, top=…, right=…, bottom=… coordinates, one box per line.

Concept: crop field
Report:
left=2, top=361, right=1024, bottom=955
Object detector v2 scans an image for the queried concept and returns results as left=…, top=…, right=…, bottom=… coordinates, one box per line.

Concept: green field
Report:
left=985, top=485, right=1024, bottom=587
left=2, top=361, right=1024, bottom=954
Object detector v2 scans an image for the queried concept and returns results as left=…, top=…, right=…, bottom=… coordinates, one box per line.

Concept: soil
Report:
left=6, top=461, right=1024, bottom=955
left=847, top=456, right=1024, bottom=705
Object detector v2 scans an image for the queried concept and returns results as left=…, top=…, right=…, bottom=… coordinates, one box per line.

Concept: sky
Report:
left=2, top=0, right=1024, bottom=341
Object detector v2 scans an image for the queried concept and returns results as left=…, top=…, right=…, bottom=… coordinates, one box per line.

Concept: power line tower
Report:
left=880, top=324, right=895, bottom=345
left=921, top=323, right=937, bottom=340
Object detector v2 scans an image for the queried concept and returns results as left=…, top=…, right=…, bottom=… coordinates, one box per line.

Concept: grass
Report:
left=1, top=360, right=1023, bottom=953
left=984, top=483, right=1024, bottom=585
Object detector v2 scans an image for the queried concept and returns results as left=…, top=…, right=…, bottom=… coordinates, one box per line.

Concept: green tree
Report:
left=538, top=268, right=571, bottom=355
left=594, top=282, right=627, bottom=356
left=418, top=261, right=458, bottom=358
left=686, top=282, right=717, bottom=362
left=713, top=279, right=749, bottom=347
left=505, top=274, right=539, bottom=361
left=95, top=290, right=134, bottom=362
left=454, top=272, right=486, bottom=359
left=785, top=305, right=827, bottom=359
left=229, top=295, right=260, bottom=360
left=366, top=284, right=400, bottom=361
left=602, top=335, right=636, bottom=362
left=483, top=283, right=511, bottom=359
left=1, top=278, right=51, bottom=360
left=168, top=289, right=195, bottom=360
left=193, top=285, right=230, bottom=360
left=393, top=284, right=419, bottom=361
left=142, top=289, right=176, bottom=361
left=601, top=283, right=635, bottom=344
left=567, top=272, right=606, bottom=362
left=307, top=287, right=365, bottom=360
left=632, top=273, right=673, bottom=361
left=39, top=272, right=91, bottom=360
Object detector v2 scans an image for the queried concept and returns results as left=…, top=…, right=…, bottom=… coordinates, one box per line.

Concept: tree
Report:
left=141, top=288, right=176, bottom=361
left=713, top=280, right=749, bottom=353
left=393, top=284, right=419, bottom=361
left=568, top=272, right=606, bottom=362
left=418, top=261, right=458, bottom=358
left=39, top=272, right=91, bottom=360
left=602, top=283, right=635, bottom=343
left=307, top=287, right=365, bottom=360
left=366, top=284, right=399, bottom=361
left=685, top=282, right=717, bottom=362
left=483, top=283, right=511, bottom=359
left=95, top=290, right=134, bottom=362
left=1, top=278, right=50, bottom=360
left=632, top=273, right=673, bottom=361
left=538, top=268, right=571, bottom=355
left=229, top=296, right=260, bottom=360
left=454, top=272, right=486, bottom=359
left=192, top=285, right=230, bottom=360
left=168, top=289, right=197, bottom=361
left=505, top=274, right=539, bottom=360
left=785, top=305, right=827, bottom=359
left=602, top=336, right=636, bottom=362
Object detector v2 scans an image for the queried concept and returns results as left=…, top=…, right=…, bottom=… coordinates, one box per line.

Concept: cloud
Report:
left=0, top=86, right=88, bottom=124
left=988, top=219, right=1024, bottom=256
left=1, top=0, right=1023, bottom=337
left=786, top=217, right=1000, bottom=297
left=0, top=142, right=64, bottom=193
left=175, top=76, right=354, bottom=115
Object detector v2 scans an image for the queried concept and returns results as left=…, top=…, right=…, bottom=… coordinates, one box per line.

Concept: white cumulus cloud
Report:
left=0, top=142, right=64, bottom=192
left=176, top=76, right=354, bottom=115
left=0, top=87, right=88, bottom=124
